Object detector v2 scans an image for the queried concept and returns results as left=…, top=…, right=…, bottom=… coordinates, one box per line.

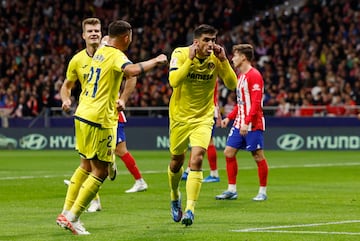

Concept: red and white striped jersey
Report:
left=228, top=67, right=265, bottom=131
left=118, top=111, right=127, bottom=123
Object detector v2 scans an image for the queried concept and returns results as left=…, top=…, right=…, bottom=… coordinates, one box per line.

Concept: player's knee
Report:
left=252, top=149, right=265, bottom=161
left=223, top=147, right=235, bottom=158
left=80, top=160, right=92, bottom=172
left=170, top=154, right=184, bottom=172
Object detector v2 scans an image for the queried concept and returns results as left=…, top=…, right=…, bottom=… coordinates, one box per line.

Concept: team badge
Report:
left=170, top=57, right=178, bottom=67
left=208, top=62, right=215, bottom=70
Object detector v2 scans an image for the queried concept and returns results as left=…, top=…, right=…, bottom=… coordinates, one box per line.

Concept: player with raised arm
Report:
left=215, top=44, right=269, bottom=201
left=56, top=20, right=167, bottom=235
left=167, top=24, right=237, bottom=226
left=101, top=36, right=148, bottom=193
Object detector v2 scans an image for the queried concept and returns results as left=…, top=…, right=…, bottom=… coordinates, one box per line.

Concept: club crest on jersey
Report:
left=252, top=84, right=261, bottom=91
left=170, top=57, right=178, bottom=67
left=93, top=54, right=105, bottom=62
left=208, top=62, right=215, bottom=70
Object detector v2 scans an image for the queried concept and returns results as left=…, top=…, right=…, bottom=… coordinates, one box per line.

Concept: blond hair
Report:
left=82, top=18, right=101, bottom=32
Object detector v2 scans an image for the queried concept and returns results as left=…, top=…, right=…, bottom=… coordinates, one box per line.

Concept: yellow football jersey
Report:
left=75, top=46, right=132, bottom=128
left=168, top=47, right=237, bottom=123
left=66, top=49, right=92, bottom=92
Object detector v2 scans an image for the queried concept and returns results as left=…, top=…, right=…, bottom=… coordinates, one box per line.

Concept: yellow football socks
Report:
left=185, top=170, right=203, bottom=213
left=63, top=167, right=89, bottom=211
left=168, top=165, right=183, bottom=201
left=94, top=193, right=100, bottom=201
left=70, top=174, right=102, bottom=217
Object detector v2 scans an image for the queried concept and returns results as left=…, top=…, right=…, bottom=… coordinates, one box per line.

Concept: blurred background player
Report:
left=182, top=80, right=221, bottom=183
left=167, top=24, right=237, bottom=227
left=60, top=17, right=104, bottom=213
left=215, top=44, right=269, bottom=201
left=115, top=109, right=148, bottom=193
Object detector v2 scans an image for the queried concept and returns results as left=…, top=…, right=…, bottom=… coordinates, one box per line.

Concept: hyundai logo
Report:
left=19, top=134, right=48, bottom=150
left=277, top=134, right=304, bottom=151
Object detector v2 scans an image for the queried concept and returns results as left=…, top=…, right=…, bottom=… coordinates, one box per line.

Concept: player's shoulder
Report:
left=250, top=66, right=261, bottom=74
left=247, top=67, right=262, bottom=77
left=172, top=46, right=189, bottom=55
left=247, top=67, right=264, bottom=84
left=101, top=46, right=127, bottom=58
left=73, top=49, right=88, bottom=58
left=70, top=49, right=91, bottom=63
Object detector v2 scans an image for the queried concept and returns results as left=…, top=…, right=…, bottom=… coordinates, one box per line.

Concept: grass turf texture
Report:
left=0, top=150, right=359, bottom=241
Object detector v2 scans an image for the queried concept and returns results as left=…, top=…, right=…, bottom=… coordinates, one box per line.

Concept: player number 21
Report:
left=86, top=67, right=101, bottom=98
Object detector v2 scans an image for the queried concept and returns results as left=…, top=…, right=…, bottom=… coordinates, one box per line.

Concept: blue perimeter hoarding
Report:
left=0, top=117, right=359, bottom=151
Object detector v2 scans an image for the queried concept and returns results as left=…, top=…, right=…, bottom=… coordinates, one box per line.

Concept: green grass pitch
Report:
left=0, top=150, right=359, bottom=241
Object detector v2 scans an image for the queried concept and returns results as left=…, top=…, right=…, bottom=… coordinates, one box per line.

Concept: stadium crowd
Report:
left=0, top=0, right=359, bottom=118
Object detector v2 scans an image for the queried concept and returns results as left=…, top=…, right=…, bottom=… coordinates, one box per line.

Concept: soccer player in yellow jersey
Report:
left=168, top=24, right=237, bottom=226
left=56, top=20, right=167, bottom=235
left=60, top=17, right=103, bottom=213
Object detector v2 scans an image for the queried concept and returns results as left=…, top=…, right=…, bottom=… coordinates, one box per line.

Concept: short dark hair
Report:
left=108, top=20, right=132, bottom=37
left=193, top=24, right=218, bottom=39
left=232, top=44, right=254, bottom=61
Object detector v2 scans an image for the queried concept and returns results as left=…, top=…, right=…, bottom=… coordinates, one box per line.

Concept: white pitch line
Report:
left=240, top=230, right=360, bottom=235
left=1, top=162, right=359, bottom=181
left=231, top=220, right=360, bottom=235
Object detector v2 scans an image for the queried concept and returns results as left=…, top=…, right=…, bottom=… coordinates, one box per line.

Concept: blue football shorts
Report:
left=226, top=127, right=264, bottom=151
left=116, top=122, right=126, bottom=144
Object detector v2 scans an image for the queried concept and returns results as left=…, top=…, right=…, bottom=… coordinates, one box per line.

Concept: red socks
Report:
left=207, top=144, right=217, bottom=171
left=121, top=152, right=141, bottom=180
left=256, top=159, right=268, bottom=186
left=225, top=157, right=238, bottom=184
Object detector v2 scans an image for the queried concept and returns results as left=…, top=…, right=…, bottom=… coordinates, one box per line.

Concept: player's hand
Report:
left=189, top=42, right=198, bottom=60
left=213, top=44, right=226, bottom=61
left=116, top=99, right=126, bottom=112
left=155, top=54, right=168, bottom=66
left=240, top=124, right=248, bottom=136
left=221, top=118, right=230, bottom=128
left=62, top=99, right=71, bottom=113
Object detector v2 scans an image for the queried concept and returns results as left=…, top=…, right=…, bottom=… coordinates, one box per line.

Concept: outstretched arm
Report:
left=124, top=54, right=168, bottom=77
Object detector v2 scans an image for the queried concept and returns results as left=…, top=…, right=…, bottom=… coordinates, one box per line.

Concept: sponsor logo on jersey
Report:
left=187, top=73, right=213, bottom=81
left=252, top=83, right=261, bottom=91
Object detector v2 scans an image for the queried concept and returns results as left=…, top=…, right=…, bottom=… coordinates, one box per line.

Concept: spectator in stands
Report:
left=326, top=95, right=346, bottom=117
left=1, top=0, right=360, bottom=118
left=343, top=93, right=357, bottom=116
left=275, top=90, right=291, bottom=117
left=10, top=95, right=27, bottom=118
left=26, top=93, right=39, bottom=117
left=297, top=98, right=315, bottom=117
left=222, top=92, right=236, bottom=117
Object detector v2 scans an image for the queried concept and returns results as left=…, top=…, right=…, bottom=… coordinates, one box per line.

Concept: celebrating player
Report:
left=167, top=24, right=237, bottom=226
left=56, top=20, right=167, bottom=235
